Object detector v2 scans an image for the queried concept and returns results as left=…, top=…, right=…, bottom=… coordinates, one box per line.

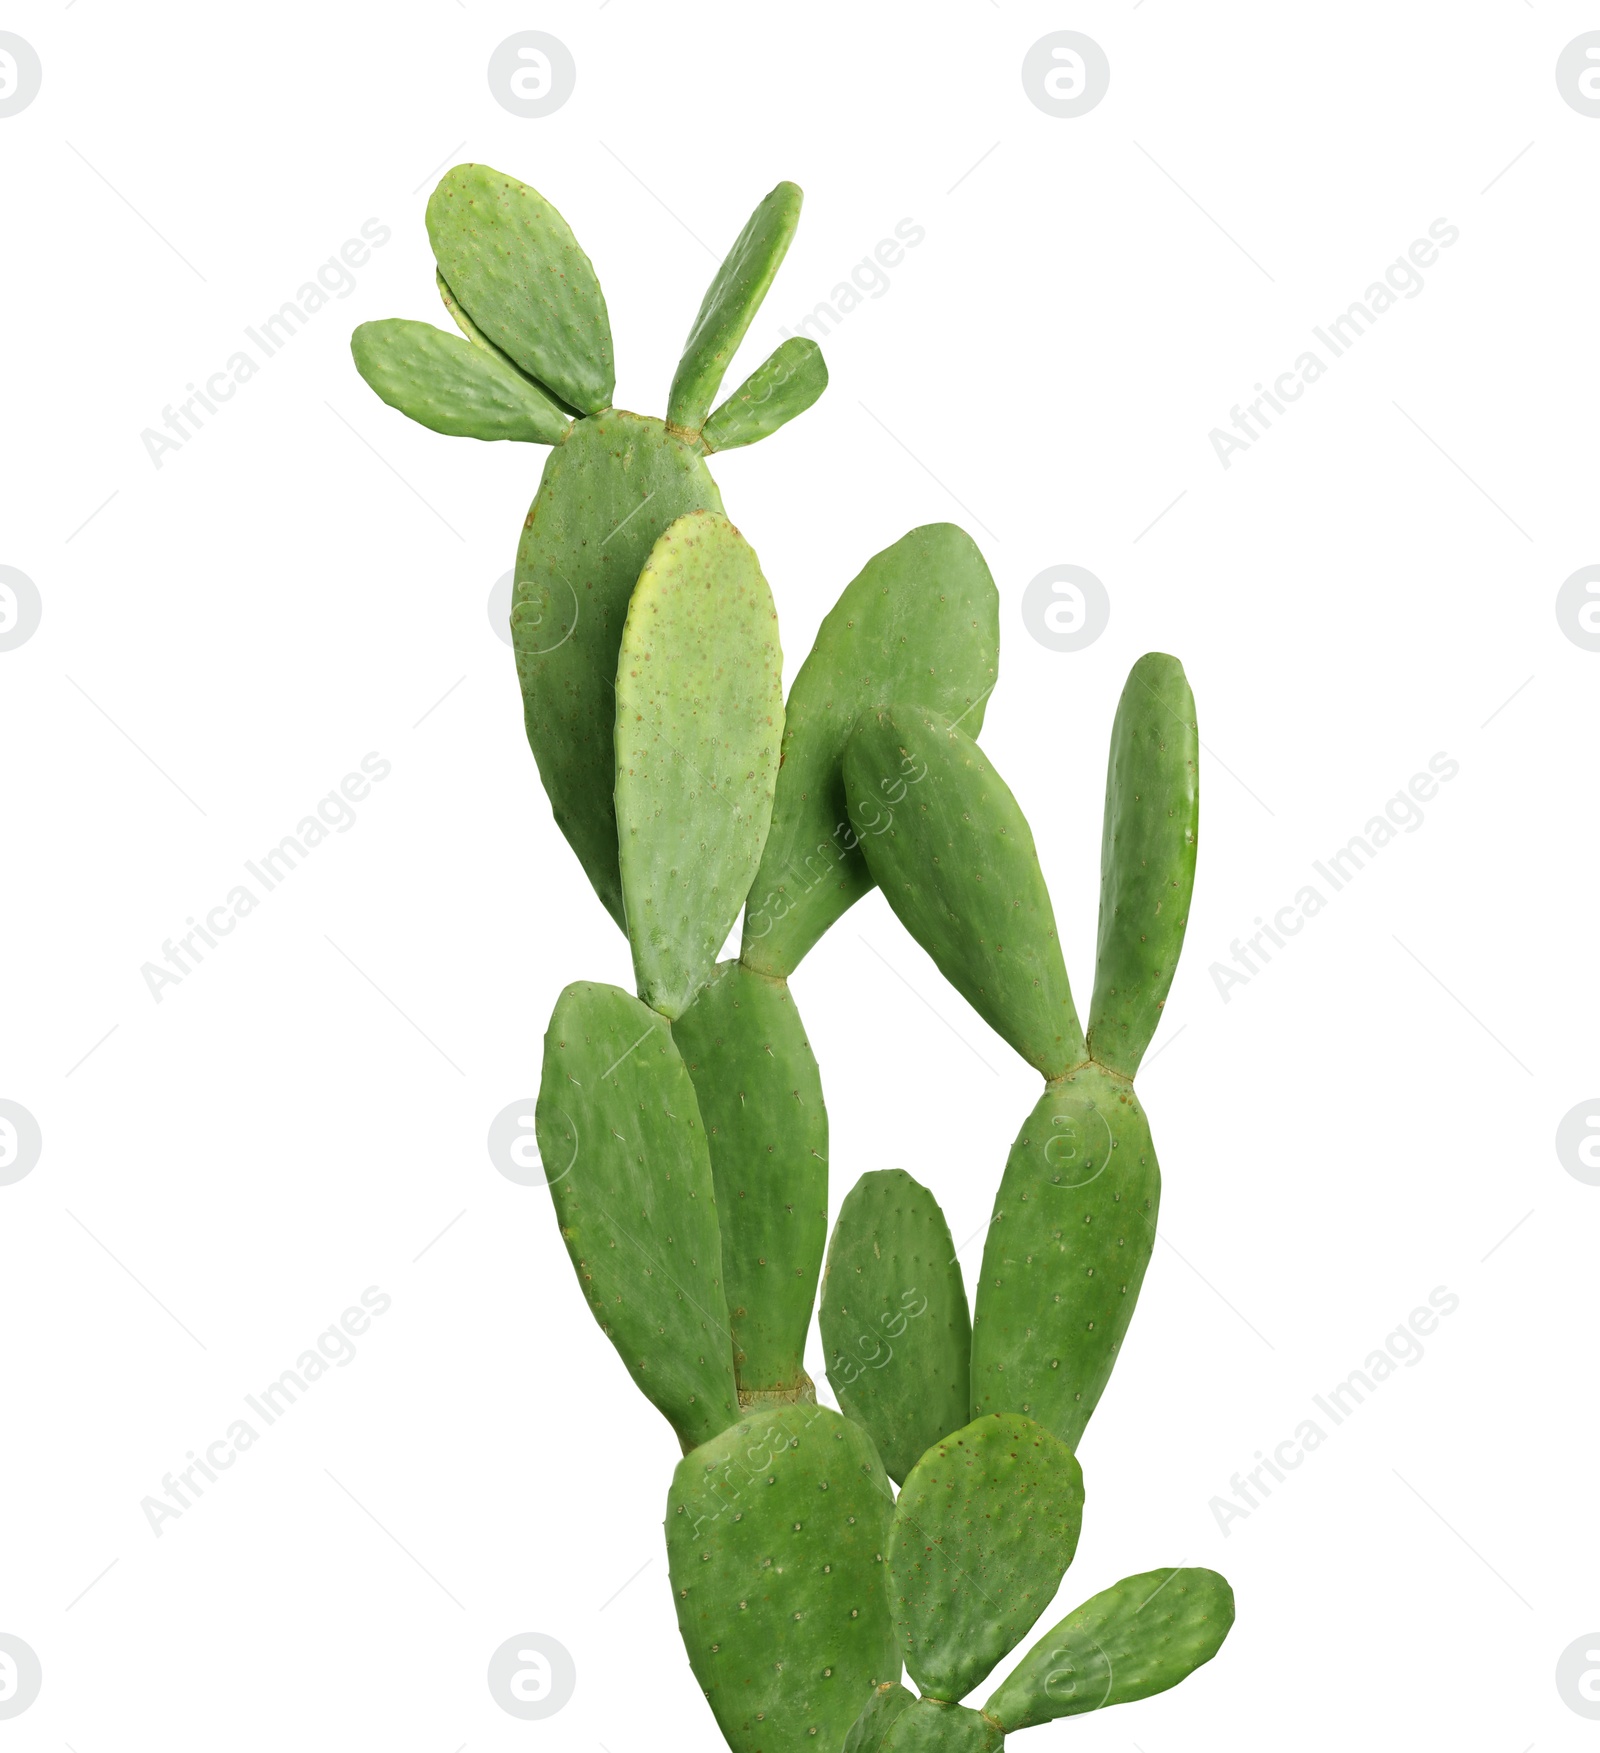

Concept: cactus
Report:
left=350, top=165, right=1231, bottom=1751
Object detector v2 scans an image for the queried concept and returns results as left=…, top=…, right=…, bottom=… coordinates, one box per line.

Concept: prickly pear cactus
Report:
left=350, top=164, right=1233, bottom=1752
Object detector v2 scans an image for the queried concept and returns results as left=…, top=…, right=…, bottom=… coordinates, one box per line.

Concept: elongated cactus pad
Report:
left=819, top=1169, right=970, bottom=1485
left=887, top=1413, right=1083, bottom=1702
left=665, top=1404, right=898, bottom=1753
left=970, top=1067, right=1159, bottom=1451
left=615, top=513, right=784, bottom=1017
left=703, top=338, right=828, bottom=453
left=984, top=1567, right=1233, bottom=1729
left=881, top=1700, right=1002, bottom=1753
left=843, top=707, right=1083, bottom=1077
left=350, top=318, right=571, bottom=443
left=673, top=960, right=828, bottom=1401
left=669, top=182, right=803, bottom=434
left=742, top=526, right=999, bottom=976
left=535, top=980, right=738, bottom=1450
left=514, top=411, right=725, bottom=927
left=1086, top=654, right=1199, bottom=1078
left=843, top=1682, right=917, bottom=1753
left=425, top=163, right=613, bottom=413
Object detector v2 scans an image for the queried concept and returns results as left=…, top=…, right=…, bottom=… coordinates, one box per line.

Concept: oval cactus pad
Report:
left=350, top=319, right=570, bottom=443
left=616, top=512, right=784, bottom=1018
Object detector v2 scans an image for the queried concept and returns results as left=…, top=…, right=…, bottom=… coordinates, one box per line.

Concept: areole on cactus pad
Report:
left=350, top=161, right=1231, bottom=1751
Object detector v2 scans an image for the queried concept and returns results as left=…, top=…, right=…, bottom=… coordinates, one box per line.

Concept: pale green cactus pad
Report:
left=1086, top=654, right=1199, bottom=1078
left=672, top=960, right=828, bottom=1401
left=843, top=706, right=1083, bottom=1077
left=819, top=1169, right=970, bottom=1485
left=535, top=980, right=738, bottom=1451
left=424, top=163, right=613, bottom=413
left=615, top=512, right=784, bottom=1018
left=665, top=1403, right=898, bottom=1753
left=742, top=525, right=999, bottom=976
left=703, top=337, right=828, bottom=453
left=350, top=318, right=571, bottom=443
left=887, top=1413, right=1083, bottom=1702
left=880, top=1699, right=1003, bottom=1753
left=969, top=1066, right=1159, bottom=1451
left=984, top=1567, right=1234, bottom=1729
left=668, top=182, right=803, bottom=435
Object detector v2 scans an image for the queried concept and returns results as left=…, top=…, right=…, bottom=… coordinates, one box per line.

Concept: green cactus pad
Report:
left=881, top=1699, right=1003, bottom=1753
left=535, top=980, right=738, bottom=1451
left=615, top=513, right=784, bottom=1017
left=425, top=163, right=613, bottom=414
left=969, top=1066, right=1159, bottom=1451
left=887, top=1412, right=1083, bottom=1702
left=668, top=181, right=804, bottom=434
left=844, top=1682, right=918, bottom=1753
left=672, top=960, right=828, bottom=1399
left=436, top=267, right=584, bottom=416
left=703, top=338, right=829, bottom=453
left=819, top=1169, right=971, bottom=1486
left=842, top=707, right=1083, bottom=1077
left=513, top=411, right=725, bottom=928
left=741, top=526, right=999, bottom=977
left=665, top=1403, right=898, bottom=1753
left=1086, top=654, right=1199, bottom=1079
left=349, top=319, right=571, bottom=444
left=985, top=1566, right=1233, bottom=1729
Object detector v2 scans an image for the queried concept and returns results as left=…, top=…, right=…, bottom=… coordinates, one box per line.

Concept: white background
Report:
left=2, top=4, right=1596, bottom=1748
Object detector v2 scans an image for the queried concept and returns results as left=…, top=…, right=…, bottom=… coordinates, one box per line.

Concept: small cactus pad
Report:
left=881, top=1699, right=1003, bottom=1753
left=615, top=513, right=784, bottom=1017
left=819, top=1169, right=971, bottom=1485
left=514, top=411, right=725, bottom=928
left=668, top=182, right=804, bottom=434
left=843, top=1682, right=917, bottom=1753
left=665, top=1403, right=898, bottom=1753
left=535, top=980, right=738, bottom=1450
left=742, top=526, right=999, bottom=977
left=887, top=1413, right=1083, bottom=1703
left=703, top=338, right=829, bottom=452
left=984, top=1567, right=1233, bottom=1729
left=425, top=164, right=613, bottom=414
left=970, top=1067, right=1159, bottom=1451
left=672, top=961, right=828, bottom=1399
left=843, top=708, right=1083, bottom=1077
left=1086, top=655, right=1199, bottom=1078
left=350, top=319, right=571, bottom=444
